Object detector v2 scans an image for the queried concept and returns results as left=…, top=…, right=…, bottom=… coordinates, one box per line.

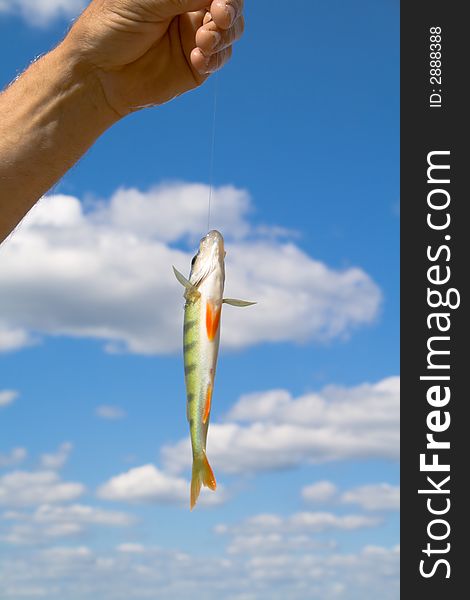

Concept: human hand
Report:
left=66, top=0, right=244, bottom=116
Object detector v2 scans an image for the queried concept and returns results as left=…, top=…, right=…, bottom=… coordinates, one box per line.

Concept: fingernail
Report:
left=197, top=51, right=210, bottom=73
left=210, top=31, right=222, bottom=50
left=226, top=4, right=236, bottom=25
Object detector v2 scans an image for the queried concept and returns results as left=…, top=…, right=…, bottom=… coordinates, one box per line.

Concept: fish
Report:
left=173, top=230, right=255, bottom=510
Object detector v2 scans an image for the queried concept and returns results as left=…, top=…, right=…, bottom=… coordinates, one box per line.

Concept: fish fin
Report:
left=206, top=300, right=222, bottom=341
left=174, top=266, right=201, bottom=300
left=203, top=383, right=213, bottom=425
left=190, top=452, right=217, bottom=510
left=223, top=298, right=257, bottom=307
left=173, top=266, right=194, bottom=290
left=190, top=467, right=202, bottom=511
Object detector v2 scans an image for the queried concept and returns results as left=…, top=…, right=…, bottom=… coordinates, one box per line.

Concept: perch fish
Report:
left=173, top=230, right=255, bottom=509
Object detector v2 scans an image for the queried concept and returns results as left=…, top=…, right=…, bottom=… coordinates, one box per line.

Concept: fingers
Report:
left=209, top=0, right=244, bottom=30
left=190, top=45, right=233, bottom=75
left=195, top=14, right=244, bottom=55
left=190, top=0, right=244, bottom=74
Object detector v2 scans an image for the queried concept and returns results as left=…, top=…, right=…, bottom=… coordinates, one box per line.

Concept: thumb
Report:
left=155, top=0, right=211, bottom=18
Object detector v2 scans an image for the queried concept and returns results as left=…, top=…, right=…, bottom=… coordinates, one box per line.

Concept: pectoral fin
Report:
left=173, top=266, right=194, bottom=289
left=223, top=298, right=257, bottom=307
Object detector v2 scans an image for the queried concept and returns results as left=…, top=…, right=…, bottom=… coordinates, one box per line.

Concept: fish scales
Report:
left=173, top=230, right=255, bottom=510
left=183, top=298, right=214, bottom=445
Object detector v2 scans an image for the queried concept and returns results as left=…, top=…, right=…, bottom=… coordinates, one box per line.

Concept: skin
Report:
left=0, top=0, right=244, bottom=244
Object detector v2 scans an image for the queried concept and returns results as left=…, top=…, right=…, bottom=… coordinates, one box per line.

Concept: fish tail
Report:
left=190, top=452, right=217, bottom=510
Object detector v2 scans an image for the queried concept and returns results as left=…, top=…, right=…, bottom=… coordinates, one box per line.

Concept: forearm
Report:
left=0, top=40, right=119, bottom=243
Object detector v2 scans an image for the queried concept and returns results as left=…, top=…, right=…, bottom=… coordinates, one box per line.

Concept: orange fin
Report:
left=190, top=452, right=217, bottom=510
left=203, top=383, right=213, bottom=424
left=190, top=469, right=202, bottom=511
left=206, top=301, right=221, bottom=341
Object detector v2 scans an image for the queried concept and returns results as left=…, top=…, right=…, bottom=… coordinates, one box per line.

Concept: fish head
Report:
left=189, top=230, right=226, bottom=289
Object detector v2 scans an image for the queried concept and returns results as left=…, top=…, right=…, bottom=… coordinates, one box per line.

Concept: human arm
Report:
left=0, top=0, right=244, bottom=243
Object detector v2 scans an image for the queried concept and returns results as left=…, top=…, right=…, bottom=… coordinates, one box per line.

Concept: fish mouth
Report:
left=204, top=230, right=225, bottom=254
left=190, top=230, right=225, bottom=286
left=199, top=230, right=225, bottom=263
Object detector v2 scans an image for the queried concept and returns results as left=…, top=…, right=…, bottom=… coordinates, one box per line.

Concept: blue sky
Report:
left=0, top=1, right=399, bottom=598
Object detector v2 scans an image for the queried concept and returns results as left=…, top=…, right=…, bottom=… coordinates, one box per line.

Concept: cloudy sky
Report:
left=0, top=1, right=399, bottom=598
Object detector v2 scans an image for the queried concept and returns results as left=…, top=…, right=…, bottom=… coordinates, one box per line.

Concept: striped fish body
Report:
left=184, top=291, right=221, bottom=458
left=174, top=230, right=255, bottom=509
left=182, top=231, right=225, bottom=509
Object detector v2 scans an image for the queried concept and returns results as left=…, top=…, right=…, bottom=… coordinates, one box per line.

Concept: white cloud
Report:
left=40, top=544, right=92, bottom=561
left=0, top=470, right=84, bottom=507
left=0, top=0, right=85, bottom=26
left=97, top=463, right=227, bottom=508
left=208, top=511, right=396, bottom=599
left=97, top=464, right=187, bottom=504
left=301, top=480, right=400, bottom=512
left=341, top=483, right=400, bottom=512
left=0, top=520, right=83, bottom=545
left=101, top=183, right=252, bottom=242
left=0, top=462, right=398, bottom=594
left=31, top=503, right=135, bottom=526
left=239, top=545, right=399, bottom=599
left=223, top=531, right=333, bottom=556
left=116, top=543, right=146, bottom=554
left=302, top=481, right=338, bottom=504
left=0, top=540, right=399, bottom=600
left=95, top=405, right=127, bottom=420
left=0, top=390, right=19, bottom=408
left=1, top=503, right=135, bottom=545
left=39, top=442, right=73, bottom=470
left=0, top=184, right=381, bottom=355
left=162, top=376, right=400, bottom=475
left=289, top=512, right=380, bottom=531
left=0, top=323, right=36, bottom=352
left=217, top=511, right=381, bottom=537
left=0, top=448, right=27, bottom=468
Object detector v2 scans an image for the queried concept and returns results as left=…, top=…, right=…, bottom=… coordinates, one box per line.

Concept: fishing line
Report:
left=207, top=51, right=219, bottom=232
